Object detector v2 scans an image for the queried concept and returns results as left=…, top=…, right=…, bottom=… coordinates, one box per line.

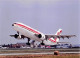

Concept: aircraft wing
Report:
left=10, top=35, right=27, bottom=39
left=45, top=35, right=76, bottom=39
left=57, top=42, right=69, bottom=43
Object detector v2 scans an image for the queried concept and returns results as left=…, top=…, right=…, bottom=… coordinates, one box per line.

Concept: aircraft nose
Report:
left=12, top=23, right=17, bottom=26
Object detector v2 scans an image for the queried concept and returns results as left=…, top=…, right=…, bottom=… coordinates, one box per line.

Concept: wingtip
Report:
left=10, top=35, right=14, bottom=37
left=74, top=35, right=76, bottom=37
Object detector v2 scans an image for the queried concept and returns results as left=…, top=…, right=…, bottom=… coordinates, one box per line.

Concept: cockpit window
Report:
left=14, top=23, right=17, bottom=24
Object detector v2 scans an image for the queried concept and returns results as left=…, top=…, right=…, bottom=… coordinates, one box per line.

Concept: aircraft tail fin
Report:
left=55, top=29, right=62, bottom=35
left=44, top=29, right=63, bottom=45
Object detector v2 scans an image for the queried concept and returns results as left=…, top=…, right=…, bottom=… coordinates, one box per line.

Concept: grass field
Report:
left=0, top=54, right=80, bottom=58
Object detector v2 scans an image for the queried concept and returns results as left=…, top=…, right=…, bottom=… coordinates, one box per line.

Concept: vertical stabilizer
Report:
left=55, top=29, right=62, bottom=35
left=49, top=29, right=62, bottom=43
left=44, top=29, right=62, bottom=45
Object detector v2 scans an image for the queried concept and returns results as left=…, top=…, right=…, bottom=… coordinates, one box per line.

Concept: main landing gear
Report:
left=26, top=38, right=30, bottom=45
left=41, top=40, right=45, bottom=45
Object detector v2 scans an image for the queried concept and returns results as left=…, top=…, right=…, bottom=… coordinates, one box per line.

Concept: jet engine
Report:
left=35, top=34, right=45, bottom=40
left=14, top=34, right=24, bottom=39
left=35, top=34, right=42, bottom=38
left=37, top=34, right=42, bottom=38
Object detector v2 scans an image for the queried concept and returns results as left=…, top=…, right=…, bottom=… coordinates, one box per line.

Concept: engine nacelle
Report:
left=14, top=34, right=24, bottom=39
left=14, top=34, right=19, bottom=38
left=35, top=34, right=45, bottom=40
left=35, top=34, right=42, bottom=38
left=37, top=34, right=42, bottom=38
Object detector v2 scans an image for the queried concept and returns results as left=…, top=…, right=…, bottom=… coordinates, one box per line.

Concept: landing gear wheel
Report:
left=26, top=43, right=30, bottom=45
left=41, top=40, right=45, bottom=45
left=41, top=43, right=45, bottom=45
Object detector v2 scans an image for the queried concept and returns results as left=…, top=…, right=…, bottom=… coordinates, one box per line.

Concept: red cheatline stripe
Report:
left=49, top=38, right=57, bottom=42
left=16, top=23, right=40, bottom=34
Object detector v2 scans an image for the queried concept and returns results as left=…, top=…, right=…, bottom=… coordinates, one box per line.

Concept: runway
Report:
left=0, top=52, right=80, bottom=56
left=0, top=48, right=79, bottom=55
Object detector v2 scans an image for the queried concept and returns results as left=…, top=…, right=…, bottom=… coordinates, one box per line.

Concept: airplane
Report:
left=10, top=22, right=76, bottom=45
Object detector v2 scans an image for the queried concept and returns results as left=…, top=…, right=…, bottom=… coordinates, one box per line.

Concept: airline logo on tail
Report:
left=49, top=29, right=62, bottom=43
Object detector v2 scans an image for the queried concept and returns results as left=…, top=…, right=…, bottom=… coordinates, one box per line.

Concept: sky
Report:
left=0, top=0, right=79, bottom=44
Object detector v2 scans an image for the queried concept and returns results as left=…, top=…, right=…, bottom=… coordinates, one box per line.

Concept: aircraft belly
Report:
left=43, top=40, right=57, bottom=45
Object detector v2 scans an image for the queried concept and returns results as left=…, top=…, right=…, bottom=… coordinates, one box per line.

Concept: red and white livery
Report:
left=10, top=22, right=76, bottom=45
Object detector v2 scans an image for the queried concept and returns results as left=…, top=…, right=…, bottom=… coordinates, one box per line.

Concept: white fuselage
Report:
left=43, top=40, right=57, bottom=45
left=13, top=22, right=45, bottom=42
left=12, top=22, right=61, bottom=45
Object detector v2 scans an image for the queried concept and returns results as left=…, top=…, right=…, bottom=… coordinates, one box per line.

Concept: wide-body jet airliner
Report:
left=10, top=22, right=76, bottom=45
